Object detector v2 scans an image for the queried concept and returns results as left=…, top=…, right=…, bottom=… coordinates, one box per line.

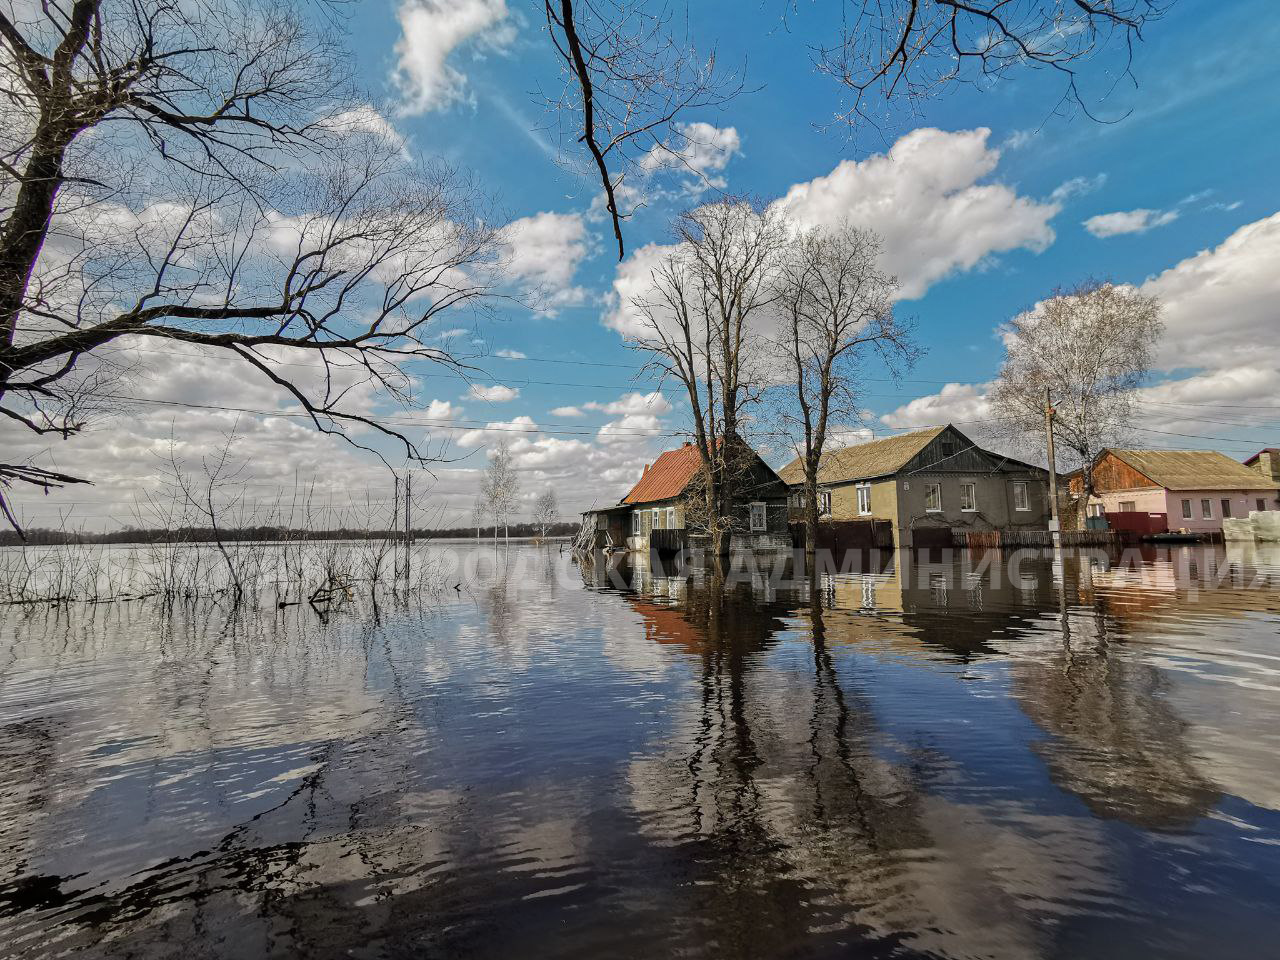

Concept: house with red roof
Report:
left=581, top=438, right=791, bottom=553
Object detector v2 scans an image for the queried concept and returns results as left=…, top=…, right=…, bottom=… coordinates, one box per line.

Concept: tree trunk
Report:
left=803, top=467, right=819, bottom=571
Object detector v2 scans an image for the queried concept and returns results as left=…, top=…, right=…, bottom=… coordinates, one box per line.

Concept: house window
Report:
left=1181, top=499, right=1192, bottom=520
left=655, top=508, right=667, bottom=530
left=1201, top=499, right=1212, bottom=519
left=632, top=511, right=640, bottom=534
left=925, top=482, right=942, bottom=512
left=856, top=483, right=872, bottom=516
left=750, top=502, right=767, bottom=532
left=666, top=507, right=676, bottom=529
left=1088, top=504, right=1105, bottom=518
left=819, top=490, right=832, bottom=516
left=1221, top=499, right=1232, bottom=518
left=1259, top=498, right=1268, bottom=512
left=1120, top=501, right=1136, bottom=512
left=960, top=483, right=976, bottom=512
left=1012, top=481, right=1029, bottom=512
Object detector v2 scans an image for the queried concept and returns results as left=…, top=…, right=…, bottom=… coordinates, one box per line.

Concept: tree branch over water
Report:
left=0, top=0, right=499, bottom=532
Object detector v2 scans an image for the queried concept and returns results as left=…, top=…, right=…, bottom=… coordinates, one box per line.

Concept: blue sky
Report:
left=7, top=0, right=1280, bottom=528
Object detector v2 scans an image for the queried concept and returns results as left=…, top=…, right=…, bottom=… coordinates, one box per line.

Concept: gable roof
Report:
left=1106, top=449, right=1278, bottom=491
left=622, top=443, right=703, bottom=504
left=777, top=426, right=946, bottom=486
left=1243, top=447, right=1279, bottom=466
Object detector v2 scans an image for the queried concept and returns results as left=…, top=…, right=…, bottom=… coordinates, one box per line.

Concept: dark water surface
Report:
left=2, top=543, right=1279, bottom=958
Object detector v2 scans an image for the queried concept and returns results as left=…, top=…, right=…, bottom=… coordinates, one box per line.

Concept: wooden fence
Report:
left=960, top=528, right=1120, bottom=549
left=791, top=519, right=895, bottom=551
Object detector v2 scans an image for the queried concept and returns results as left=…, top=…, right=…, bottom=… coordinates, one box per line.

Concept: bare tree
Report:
left=989, top=281, right=1163, bottom=526
left=773, top=224, right=916, bottom=566
left=817, top=1, right=1169, bottom=130
left=0, top=0, right=498, bottom=532
left=548, top=2, right=1167, bottom=255
left=532, top=488, right=559, bottom=538
left=542, top=0, right=737, bottom=259
left=630, top=199, right=784, bottom=554
left=480, top=438, right=521, bottom=540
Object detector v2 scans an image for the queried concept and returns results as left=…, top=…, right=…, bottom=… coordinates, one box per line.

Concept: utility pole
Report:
left=1044, top=384, right=1061, bottom=547
left=393, top=474, right=401, bottom=579
left=403, top=470, right=412, bottom=579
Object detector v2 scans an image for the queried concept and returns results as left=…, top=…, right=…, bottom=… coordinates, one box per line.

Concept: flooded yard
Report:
left=1, top=542, right=1279, bottom=958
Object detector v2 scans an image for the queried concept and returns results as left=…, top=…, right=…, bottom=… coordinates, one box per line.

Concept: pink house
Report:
left=1077, top=449, right=1280, bottom=533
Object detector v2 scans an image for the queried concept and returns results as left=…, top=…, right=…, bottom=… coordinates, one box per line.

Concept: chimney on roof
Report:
left=642, top=463, right=648, bottom=474
left=684, top=441, right=691, bottom=447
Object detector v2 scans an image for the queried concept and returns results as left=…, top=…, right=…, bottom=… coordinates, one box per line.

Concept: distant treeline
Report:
left=1, top=521, right=580, bottom=547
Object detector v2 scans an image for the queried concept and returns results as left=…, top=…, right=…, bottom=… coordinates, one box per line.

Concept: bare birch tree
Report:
left=629, top=200, right=784, bottom=554
left=773, top=224, right=916, bottom=565
left=532, top=488, right=559, bottom=538
left=0, top=0, right=497, bottom=531
left=989, top=281, right=1163, bottom=525
left=480, top=439, right=521, bottom=540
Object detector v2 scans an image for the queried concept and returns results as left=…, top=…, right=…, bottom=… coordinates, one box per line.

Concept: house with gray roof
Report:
left=777, top=425, right=1052, bottom=547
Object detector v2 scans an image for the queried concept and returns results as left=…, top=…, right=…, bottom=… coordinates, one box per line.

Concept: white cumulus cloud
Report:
left=1083, top=208, right=1179, bottom=237
left=498, top=211, right=590, bottom=310
left=391, top=0, right=515, bottom=115
left=640, top=121, right=742, bottom=193
left=774, top=127, right=1058, bottom=299
left=467, top=383, right=519, bottom=403
left=584, top=391, right=673, bottom=416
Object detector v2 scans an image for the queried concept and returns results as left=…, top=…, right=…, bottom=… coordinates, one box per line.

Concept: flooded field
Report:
left=1, top=542, right=1279, bottom=959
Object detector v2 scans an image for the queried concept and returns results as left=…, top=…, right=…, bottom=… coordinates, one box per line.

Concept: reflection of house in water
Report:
left=814, top=549, right=1063, bottom=663
left=617, top=569, right=1118, bottom=960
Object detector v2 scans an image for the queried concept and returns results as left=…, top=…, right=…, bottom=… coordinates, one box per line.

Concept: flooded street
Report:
left=2, top=542, right=1279, bottom=959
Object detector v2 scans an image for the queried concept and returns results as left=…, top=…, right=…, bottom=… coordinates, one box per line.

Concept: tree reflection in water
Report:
left=0, top=543, right=1277, bottom=958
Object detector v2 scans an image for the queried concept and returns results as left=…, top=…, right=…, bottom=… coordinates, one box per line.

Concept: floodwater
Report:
left=1, top=542, right=1279, bottom=959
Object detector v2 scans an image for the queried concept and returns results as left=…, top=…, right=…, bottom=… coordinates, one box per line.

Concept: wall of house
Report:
left=826, top=478, right=898, bottom=525
left=1163, top=489, right=1280, bottom=532
left=1087, top=487, right=1167, bottom=516
left=625, top=494, right=790, bottom=551
left=895, top=473, right=1050, bottom=544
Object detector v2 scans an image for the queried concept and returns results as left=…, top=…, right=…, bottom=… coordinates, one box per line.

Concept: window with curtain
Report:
left=1012, top=481, right=1029, bottom=511
left=960, top=483, right=976, bottom=511
left=925, top=483, right=941, bottom=512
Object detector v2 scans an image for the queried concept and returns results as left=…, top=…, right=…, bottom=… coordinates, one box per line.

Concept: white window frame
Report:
left=666, top=507, right=676, bottom=529
left=1120, top=501, right=1137, bottom=513
left=749, top=501, right=767, bottom=532
left=925, top=482, right=942, bottom=513
left=960, top=482, right=977, bottom=512
left=1221, top=499, right=1232, bottom=519
left=1201, top=498, right=1212, bottom=520
left=1181, top=499, right=1193, bottom=520
left=856, top=483, right=872, bottom=516
left=819, top=490, right=832, bottom=516
left=1012, top=481, right=1029, bottom=512
left=632, top=511, right=640, bottom=534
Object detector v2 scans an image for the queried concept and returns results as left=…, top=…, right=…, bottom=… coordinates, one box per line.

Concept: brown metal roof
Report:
left=1243, top=447, right=1279, bottom=466
left=777, top=426, right=945, bottom=486
left=1107, top=449, right=1279, bottom=491
left=622, top=443, right=703, bottom=504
